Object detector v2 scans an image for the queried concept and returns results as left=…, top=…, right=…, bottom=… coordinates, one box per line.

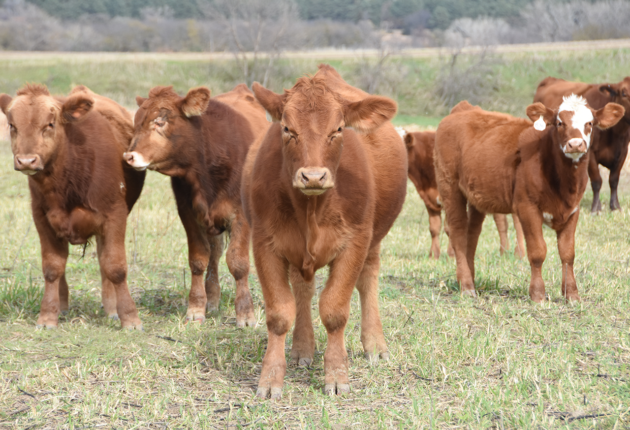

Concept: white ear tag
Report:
left=265, top=111, right=273, bottom=123
left=534, top=115, right=546, bottom=131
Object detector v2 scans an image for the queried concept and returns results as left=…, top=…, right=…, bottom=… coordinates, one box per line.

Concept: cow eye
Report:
left=8, top=123, right=15, bottom=131
left=283, top=126, right=289, bottom=133
left=337, top=127, right=342, bottom=132
left=557, top=121, right=563, bottom=127
left=48, top=122, right=54, bottom=128
left=154, top=118, right=165, bottom=127
left=587, top=122, right=592, bottom=127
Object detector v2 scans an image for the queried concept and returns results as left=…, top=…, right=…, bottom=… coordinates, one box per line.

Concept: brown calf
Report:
left=402, top=129, right=524, bottom=259
left=242, top=64, right=407, bottom=398
left=434, top=97, right=624, bottom=302
left=535, top=76, right=630, bottom=213
left=0, top=84, right=145, bottom=329
left=124, top=84, right=267, bottom=327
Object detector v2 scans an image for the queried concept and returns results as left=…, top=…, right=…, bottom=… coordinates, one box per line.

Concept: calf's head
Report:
left=0, top=84, right=94, bottom=175
left=527, top=94, right=624, bottom=162
left=253, top=76, right=397, bottom=196
left=599, top=77, right=630, bottom=122
left=125, top=86, right=210, bottom=172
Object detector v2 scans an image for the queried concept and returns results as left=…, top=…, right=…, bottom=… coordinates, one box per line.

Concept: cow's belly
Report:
left=47, top=207, right=101, bottom=244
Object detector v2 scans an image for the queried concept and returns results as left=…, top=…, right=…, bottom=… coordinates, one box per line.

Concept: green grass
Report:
left=2, top=50, right=630, bottom=428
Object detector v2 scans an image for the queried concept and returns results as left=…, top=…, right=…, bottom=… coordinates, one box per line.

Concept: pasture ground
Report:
left=1, top=49, right=630, bottom=428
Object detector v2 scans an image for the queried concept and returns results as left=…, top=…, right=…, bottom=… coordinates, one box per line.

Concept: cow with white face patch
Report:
left=434, top=97, right=624, bottom=302
left=535, top=76, right=630, bottom=212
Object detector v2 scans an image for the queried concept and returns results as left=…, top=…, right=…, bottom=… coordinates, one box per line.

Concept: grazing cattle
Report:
left=242, top=64, right=407, bottom=398
left=0, top=84, right=145, bottom=329
left=402, top=129, right=525, bottom=259
left=535, top=76, right=630, bottom=212
left=124, top=84, right=267, bottom=327
left=434, top=97, right=624, bottom=302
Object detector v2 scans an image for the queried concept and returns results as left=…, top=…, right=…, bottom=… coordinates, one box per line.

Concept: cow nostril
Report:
left=319, top=172, right=327, bottom=184
left=301, top=171, right=309, bottom=184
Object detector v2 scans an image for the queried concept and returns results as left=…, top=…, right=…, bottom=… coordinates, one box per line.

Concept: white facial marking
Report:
left=558, top=94, right=593, bottom=161
left=534, top=115, right=546, bottom=131
left=395, top=127, right=407, bottom=138
left=543, top=212, right=553, bottom=227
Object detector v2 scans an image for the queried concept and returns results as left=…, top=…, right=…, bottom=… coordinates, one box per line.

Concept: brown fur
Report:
left=126, top=84, right=268, bottom=327
left=242, top=64, right=407, bottom=398
left=0, top=84, right=145, bottom=329
left=534, top=76, right=630, bottom=212
left=434, top=100, right=624, bottom=302
left=405, top=131, right=524, bottom=259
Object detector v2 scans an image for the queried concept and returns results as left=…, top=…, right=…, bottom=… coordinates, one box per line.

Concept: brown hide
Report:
left=243, top=64, right=407, bottom=398
left=434, top=99, right=624, bottom=303
left=0, top=84, right=144, bottom=329
left=534, top=76, right=630, bottom=212
left=404, top=131, right=524, bottom=259
left=127, top=84, right=268, bottom=326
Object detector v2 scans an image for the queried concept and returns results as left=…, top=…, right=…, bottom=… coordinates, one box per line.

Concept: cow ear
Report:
left=526, top=102, right=555, bottom=131
left=344, top=96, right=397, bottom=133
left=404, top=132, right=415, bottom=148
left=0, top=94, right=12, bottom=115
left=61, top=93, right=94, bottom=122
left=136, top=96, right=147, bottom=108
left=252, top=82, right=285, bottom=122
left=181, top=87, right=210, bottom=117
left=594, top=102, right=625, bottom=130
left=599, top=84, right=619, bottom=98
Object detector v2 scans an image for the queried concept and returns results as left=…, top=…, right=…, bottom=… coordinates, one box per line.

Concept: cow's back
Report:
left=435, top=107, right=527, bottom=214
left=534, top=77, right=593, bottom=108
left=215, top=84, right=269, bottom=140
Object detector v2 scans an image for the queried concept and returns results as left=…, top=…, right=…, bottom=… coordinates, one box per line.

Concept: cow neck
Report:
left=30, top=133, right=69, bottom=203
left=183, top=135, right=219, bottom=222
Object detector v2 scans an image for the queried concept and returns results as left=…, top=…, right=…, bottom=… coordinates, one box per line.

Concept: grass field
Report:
left=1, top=48, right=630, bottom=428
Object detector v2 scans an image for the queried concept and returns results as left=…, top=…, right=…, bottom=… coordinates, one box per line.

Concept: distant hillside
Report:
left=24, top=0, right=569, bottom=29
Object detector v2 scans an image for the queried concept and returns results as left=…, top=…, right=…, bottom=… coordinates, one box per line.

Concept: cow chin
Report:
left=300, top=188, right=329, bottom=196
left=19, top=169, right=39, bottom=176
left=561, top=146, right=587, bottom=161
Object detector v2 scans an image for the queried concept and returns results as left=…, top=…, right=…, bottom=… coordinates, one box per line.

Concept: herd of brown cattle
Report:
left=1, top=65, right=627, bottom=398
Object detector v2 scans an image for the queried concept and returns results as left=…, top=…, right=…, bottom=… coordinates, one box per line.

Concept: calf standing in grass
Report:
left=0, top=84, right=145, bottom=329
left=535, top=76, right=630, bottom=213
left=434, top=96, right=624, bottom=302
left=242, top=64, right=407, bottom=398
left=402, top=129, right=525, bottom=259
left=124, top=84, right=267, bottom=327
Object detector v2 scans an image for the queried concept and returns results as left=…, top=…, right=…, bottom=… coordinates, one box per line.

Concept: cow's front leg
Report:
left=59, top=273, right=69, bottom=313
left=225, top=211, right=256, bottom=328
left=99, top=266, right=118, bottom=319
left=35, top=218, right=69, bottom=329
left=609, top=158, right=625, bottom=211
left=97, top=211, right=141, bottom=329
left=355, top=243, right=388, bottom=363
left=254, top=237, right=293, bottom=399
left=321, top=240, right=369, bottom=395
left=556, top=209, right=580, bottom=301
left=517, top=206, right=547, bottom=303
left=289, top=265, right=315, bottom=366
left=512, top=214, right=525, bottom=259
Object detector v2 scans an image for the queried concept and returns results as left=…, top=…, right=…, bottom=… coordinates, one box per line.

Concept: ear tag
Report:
left=265, top=111, right=273, bottom=123
left=534, top=116, right=546, bottom=131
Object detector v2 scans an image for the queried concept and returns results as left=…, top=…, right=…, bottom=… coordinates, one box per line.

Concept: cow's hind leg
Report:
left=427, top=208, right=442, bottom=259
left=100, top=266, right=118, bottom=319
left=609, top=155, right=626, bottom=211
left=59, top=273, right=69, bottom=313
left=289, top=265, right=315, bottom=366
left=226, top=211, right=256, bottom=328
left=467, top=206, right=485, bottom=284
left=443, top=188, right=474, bottom=295
left=492, top=213, right=508, bottom=255
left=588, top=154, right=603, bottom=214
left=205, top=233, right=223, bottom=312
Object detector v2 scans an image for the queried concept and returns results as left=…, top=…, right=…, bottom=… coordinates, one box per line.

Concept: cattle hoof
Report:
left=108, top=314, right=120, bottom=321
left=461, top=289, right=477, bottom=298
left=256, top=386, right=281, bottom=399
left=35, top=324, right=57, bottom=330
left=296, top=357, right=313, bottom=367
left=206, top=303, right=219, bottom=312
left=324, top=383, right=350, bottom=396
left=236, top=316, right=257, bottom=328
left=185, top=314, right=206, bottom=324
left=124, top=324, right=143, bottom=331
